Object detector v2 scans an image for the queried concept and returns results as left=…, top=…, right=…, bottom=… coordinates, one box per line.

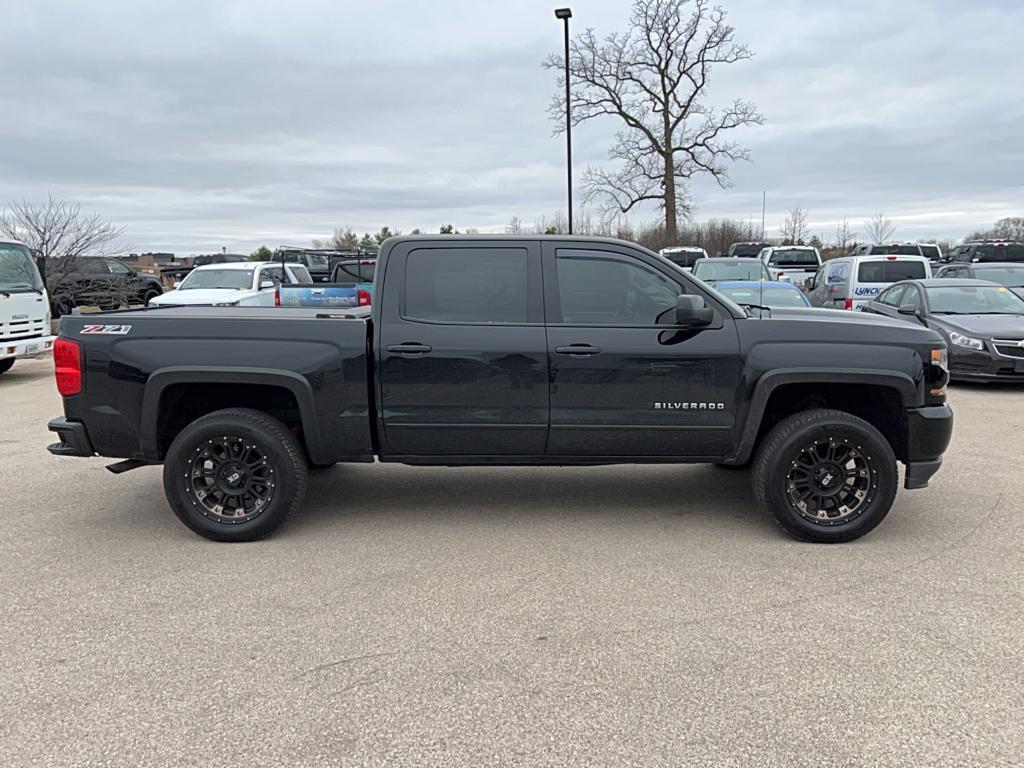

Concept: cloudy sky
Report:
left=2, top=0, right=1022, bottom=254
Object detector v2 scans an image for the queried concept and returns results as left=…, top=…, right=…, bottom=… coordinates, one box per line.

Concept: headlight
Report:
left=213, top=300, right=240, bottom=307
left=949, top=332, right=984, bottom=351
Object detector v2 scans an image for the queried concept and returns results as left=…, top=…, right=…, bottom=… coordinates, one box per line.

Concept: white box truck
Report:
left=1, top=238, right=55, bottom=375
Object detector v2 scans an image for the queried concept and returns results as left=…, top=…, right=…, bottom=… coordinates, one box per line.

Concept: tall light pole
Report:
left=555, top=7, right=573, bottom=234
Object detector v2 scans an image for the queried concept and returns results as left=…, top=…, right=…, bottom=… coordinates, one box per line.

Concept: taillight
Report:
left=54, top=338, right=82, bottom=396
left=357, top=289, right=371, bottom=307
left=274, top=288, right=280, bottom=307
left=844, top=298, right=853, bottom=310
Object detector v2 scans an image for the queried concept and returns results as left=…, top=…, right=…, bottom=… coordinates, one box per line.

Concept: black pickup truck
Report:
left=47, top=236, right=953, bottom=543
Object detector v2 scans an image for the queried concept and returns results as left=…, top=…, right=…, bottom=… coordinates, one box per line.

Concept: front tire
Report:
left=162, top=408, right=308, bottom=542
left=752, top=409, right=897, bottom=543
left=0, top=358, right=14, bottom=375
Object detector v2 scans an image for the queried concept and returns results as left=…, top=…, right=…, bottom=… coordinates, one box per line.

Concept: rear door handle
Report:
left=386, top=343, right=432, bottom=354
left=555, top=344, right=601, bottom=356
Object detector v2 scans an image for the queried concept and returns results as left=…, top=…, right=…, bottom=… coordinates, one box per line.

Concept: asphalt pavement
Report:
left=1, top=355, right=1022, bottom=767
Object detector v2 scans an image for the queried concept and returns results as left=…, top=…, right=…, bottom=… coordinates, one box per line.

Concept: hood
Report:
left=150, top=288, right=256, bottom=306
left=930, top=313, right=1024, bottom=339
left=771, top=306, right=916, bottom=328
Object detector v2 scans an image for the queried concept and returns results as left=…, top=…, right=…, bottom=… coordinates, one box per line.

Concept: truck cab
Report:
left=0, top=239, right=55, bottom=375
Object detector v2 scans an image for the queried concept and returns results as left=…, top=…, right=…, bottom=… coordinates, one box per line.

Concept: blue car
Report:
left=713, top=279, right=812, bottom=309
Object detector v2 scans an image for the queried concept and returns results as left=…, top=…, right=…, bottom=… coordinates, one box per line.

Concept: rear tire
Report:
left=0, top=358, right=14, bottom=375
left=162, top=408, right=308, bottom=542
left=752, top=408, right=897, bottom=543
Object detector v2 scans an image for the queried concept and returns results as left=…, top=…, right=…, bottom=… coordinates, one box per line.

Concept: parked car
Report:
left=49, top=235, right=954, bottom=544
left=757, top=246, right=822, bottom=288
left=658, top=246, right=708, bottom=271
left=714, top=280, right=812, bottom=309
left=272, top=248, right=337, bottom=282
left=727, top=242, right=772, bottom=258
left=48, top=257, right=164, bottom=316
left=849, top=243, right=925, bottom=257
left=944, top=241, right=1024, bottom=265
left=277, top=258, right=377, bottom=309
left=692, top=257, right=773, bottom=285
left=918, top=243, right=943, bottom=264
left=0, top=238, right=56, bottom=375
left=193, top=253, right=250, bottom=268
left=936, top=262, right=1024, bottom=299
left=149, top=261, right=307, bottom=307
left=806, top=254, right=932, bottom=310
left=861, top=278, right=1024, bottom=382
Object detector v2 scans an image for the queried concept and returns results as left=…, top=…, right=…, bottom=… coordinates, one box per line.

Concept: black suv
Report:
left=944, top=241, right=1024, bottom=264
left=49, top=258, right=164, bottom=316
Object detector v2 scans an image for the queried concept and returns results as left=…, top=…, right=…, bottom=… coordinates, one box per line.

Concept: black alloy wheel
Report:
left=753, top=408, right=897, bottom=543
left=163, top=408, right=308, bottom=542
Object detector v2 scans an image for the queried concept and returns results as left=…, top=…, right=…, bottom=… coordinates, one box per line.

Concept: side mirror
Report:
left=172, top=280, right=182, bottom=289
left=897, top=303, right=919, bottom=316
left=675, top=294, right=714, bottom=327
left=260, top=280, right=275, bottom=290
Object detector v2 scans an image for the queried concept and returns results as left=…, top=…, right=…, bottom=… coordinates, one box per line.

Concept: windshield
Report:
left=973, top=244, right=1024, bottom=261
left=307, top=253, right=330, bottom=267
left=857, top=260, right=927, bottom=282
left=693, top=260, right=770, bottom=282
left=729, top=244, right=767, bottom=257
left=718, top=284, right=809, bottom=308
left=661, top=249, right=703, bottom=268
left=0, top=243, right=44, bottom=293
left=179, top=268, right=254, bottom=291
left=925, top=285, right=1024, bottom=314
left=767, top=248, right=818, bottom=267
left=870, top=244, right=922, bottom=256
left=974, top=266, right=1024, bottom=286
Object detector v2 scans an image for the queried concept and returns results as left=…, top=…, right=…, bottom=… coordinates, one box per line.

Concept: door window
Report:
left=554, top=250, right=679, bottom=325
left=107, top=260, right=131, bottom=274
left=879, top=285, right=906, bottom=306
left=404, top=248, right=528, bottom=324
left=260, top=267, right=286, bottom=286
left=901, top=285, right=923, bottom=311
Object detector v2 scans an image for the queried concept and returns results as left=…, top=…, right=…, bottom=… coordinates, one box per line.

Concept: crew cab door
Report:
left=542, top=243, right=741, bottom=458
left=376, top=241, right=548, bottom=456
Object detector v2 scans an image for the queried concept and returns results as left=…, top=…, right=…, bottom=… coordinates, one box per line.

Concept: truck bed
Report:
left=56, top=305, right=375, bottom=464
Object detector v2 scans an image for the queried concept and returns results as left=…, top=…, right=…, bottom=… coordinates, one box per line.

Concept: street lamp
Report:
left=554, top=7, right=573, bottom=234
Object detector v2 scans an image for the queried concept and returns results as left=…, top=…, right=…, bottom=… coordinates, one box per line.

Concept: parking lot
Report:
left=1, top=355, right=1022, bottom=767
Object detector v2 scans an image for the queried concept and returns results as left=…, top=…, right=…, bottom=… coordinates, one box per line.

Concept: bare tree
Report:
left=0, top=196, right=129, bottom=309
left=834, top=218, right=857, bottom=251
left=505, top=216, right=524, bottom=235
left=863, top=212, right=897, bottom=243
left=544, top=0, right=762, bottom=242
left=778, top=205, right=809, bottom=245
left=312, top=227, right=360, bottom=250
left=965, top=216, right=1024, bottom=242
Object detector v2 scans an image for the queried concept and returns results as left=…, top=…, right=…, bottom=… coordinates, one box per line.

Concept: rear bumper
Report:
left=1, top=334, right=56, bottom=361
left=47, top=417, right=96, bottom=457
left=903, top=404, right=954, bottom=489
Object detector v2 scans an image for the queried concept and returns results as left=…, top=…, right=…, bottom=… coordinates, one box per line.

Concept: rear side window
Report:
left=857, top=260, right=927, bottom=282
left=405, top=248, right=528, bottom=324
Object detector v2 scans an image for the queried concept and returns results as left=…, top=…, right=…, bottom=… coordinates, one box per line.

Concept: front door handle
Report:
left=555, top=344, right=601, bottom=356
left=386, top=343, right=432, bottom=354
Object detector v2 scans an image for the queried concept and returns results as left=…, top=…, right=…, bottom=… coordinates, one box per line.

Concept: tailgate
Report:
left=278, top=283, right=362, bottom=308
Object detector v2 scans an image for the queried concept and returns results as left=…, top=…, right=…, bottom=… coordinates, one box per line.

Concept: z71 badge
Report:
left=80, top=324, right=133, bottom=335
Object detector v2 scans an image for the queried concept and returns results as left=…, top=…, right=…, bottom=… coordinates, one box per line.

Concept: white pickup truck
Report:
left=150, top=261, right=311, bottom=307
left=0, top=238, right=55, bottom=375
left=758, top=246, right=822, bottom=289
